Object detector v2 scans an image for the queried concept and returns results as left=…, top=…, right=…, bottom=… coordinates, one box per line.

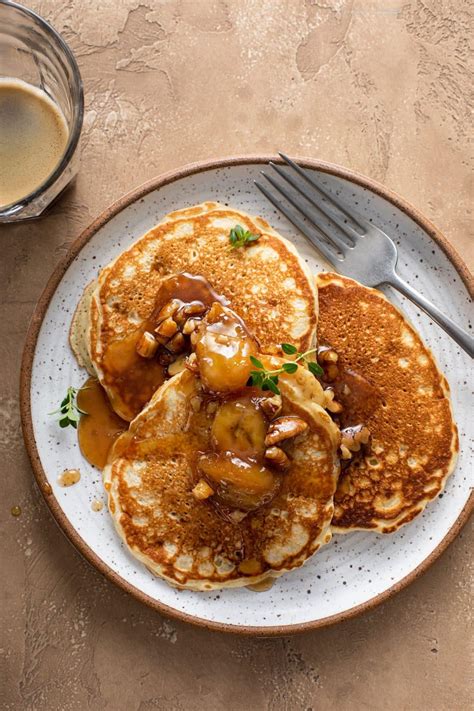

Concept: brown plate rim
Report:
left=20, top=154, right=474, bottom=636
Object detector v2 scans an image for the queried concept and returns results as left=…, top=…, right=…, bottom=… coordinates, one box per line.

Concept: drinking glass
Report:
left=0, top=0, right=83, bottom=222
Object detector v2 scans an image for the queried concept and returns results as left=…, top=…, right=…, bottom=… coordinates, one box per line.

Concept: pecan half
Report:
left=264, top=446, right=290, bottom=469
left=264, top=416, right=308, bottom=446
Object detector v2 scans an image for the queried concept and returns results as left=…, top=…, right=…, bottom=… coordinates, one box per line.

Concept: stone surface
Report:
left=1, top=1, right=472, bottom=709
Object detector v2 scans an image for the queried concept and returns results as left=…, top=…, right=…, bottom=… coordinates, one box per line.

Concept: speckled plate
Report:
left=21, top=156, right=473, bottom=635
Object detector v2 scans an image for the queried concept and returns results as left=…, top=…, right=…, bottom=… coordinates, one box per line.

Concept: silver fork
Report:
left=255, top=153, right=473, bottom=358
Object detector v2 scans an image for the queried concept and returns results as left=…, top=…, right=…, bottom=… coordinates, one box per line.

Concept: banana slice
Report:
left=197, top=453, right=280, bottom=511
left=211, top=398, right=267, bottom=458
left=194, top=303, right=258, bottom=392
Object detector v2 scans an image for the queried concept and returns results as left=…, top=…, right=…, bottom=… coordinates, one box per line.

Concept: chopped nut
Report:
left=340, top=444, right=352, bottom=460
left=156, top=299, right=181, bottom=324
left=228, top=509, right=247, bottom=523
left=155, top=332, right=172, bottom=346
left=136, top=331, right=159, bottom=358
left=206, top=400, right=218, bottom=415
left=182, top=318, right=199, bottom=335
left=190, top=395, right=202, bottom=412
left=185, top=352, right=199, bottom=373
left=318, top=346, right=339, bottom=364
left=324, top=387, right=343, bottom=413
left=327, top=399, right=343, bottom=414
left=265, top=416, right=308, bottom=446
left=182, top=301, right=206, bottom=317
left=206, top=302, right=222, bottom=321
left=166, top=332, right=186, bottom=353
left=168, top=355, right=187, bottom=376
left=341, top=425, right=370, bottom=453
left=260, top=393, right=282, bottom=419
left=190, top=330, right=200, bottom=347
left=264, top=446, right=290, bottom=469
left=192, top=479, right=214, bottom=500
left=155, top=316, right=178, bottom=339
left=215, top=333, right=229, bottom=345
left=325, top=363, right=339, bottom=381
left=173, top=307, right=187, bottom=326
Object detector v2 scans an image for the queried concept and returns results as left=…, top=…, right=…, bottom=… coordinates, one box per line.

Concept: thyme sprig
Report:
left=249, top=343, right=324, bottom=395
left=49, top=386, right=87, bottom=429
left=229, top=224, right=261, bottom=249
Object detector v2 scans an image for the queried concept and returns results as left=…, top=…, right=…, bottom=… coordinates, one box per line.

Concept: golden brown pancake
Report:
left=103, top=358, right=340, bottom=590
left=316, top=273, right=458, bottom=534
left=76, top=202, right=318, bottom=421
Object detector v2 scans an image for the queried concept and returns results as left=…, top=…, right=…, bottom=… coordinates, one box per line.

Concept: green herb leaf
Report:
left=229, top=224, right=261, bottom=249
left=282, top=362, right=298, bottom=374
left=308, top=360, right=324, bottom=377
left=250, top=355, right=264, bottom=369
left=50, top=386, right=87, bottom=429
left=281, top=343, right=298, bottom=355
left=265, top=378, right=280, bottom=395
left=249, top=370, right=263, bottom=388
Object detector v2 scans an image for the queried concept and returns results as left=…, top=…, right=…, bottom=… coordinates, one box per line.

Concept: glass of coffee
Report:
left=0, top=0, right=83, bottom=222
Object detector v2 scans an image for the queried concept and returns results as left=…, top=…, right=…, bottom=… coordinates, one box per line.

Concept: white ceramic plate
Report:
left=21, top=157, right=473, bottom=634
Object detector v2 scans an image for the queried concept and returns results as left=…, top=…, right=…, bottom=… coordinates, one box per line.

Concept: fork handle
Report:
left=387, top=273, right=474, bottom=358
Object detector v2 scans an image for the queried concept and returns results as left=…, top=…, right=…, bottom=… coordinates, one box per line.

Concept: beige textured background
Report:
left=1, top=1, right=473, bottom=709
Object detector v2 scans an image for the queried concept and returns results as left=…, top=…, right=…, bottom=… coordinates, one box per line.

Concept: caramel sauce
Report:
left=108, top=429, right=135, bottom=462
left=77, top=377, right=128, bottom=469
left=102, top=330, right=166, bottom=421
left=246, top=577, right=275, bottom=592
left=102, top=273, right=228, bottom=420
left=150, top=272, right=228, bottom=318
left=94, top=275, right=284, bottom=517
left=58, top=468, right=81, bottom=487
left=91, top=499, right=104, bottom=512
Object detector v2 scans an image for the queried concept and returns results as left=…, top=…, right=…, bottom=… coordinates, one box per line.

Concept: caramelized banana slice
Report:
left=211, top=398, right=267, bottom=458
left=194, top=303, right=258, bottom=392
left=197, top=453, right=280, bottom=511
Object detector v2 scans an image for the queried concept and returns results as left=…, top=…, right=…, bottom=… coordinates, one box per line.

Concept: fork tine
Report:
left=254, top=180, right=340, bottom=267
left=279, top=153, right=369, bottom=236
left=269, top=161, right=353, bottom=251
left=261, top=170, right=348, bottom=256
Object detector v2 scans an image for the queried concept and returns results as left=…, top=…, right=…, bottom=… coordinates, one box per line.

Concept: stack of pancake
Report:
left=71, top=203, right=458, bottom=590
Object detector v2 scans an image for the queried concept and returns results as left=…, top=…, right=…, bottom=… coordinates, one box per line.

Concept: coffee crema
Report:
left=0, top=78, right=69, bottom=208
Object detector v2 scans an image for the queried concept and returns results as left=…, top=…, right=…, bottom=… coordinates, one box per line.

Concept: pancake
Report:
left=103, top=358, right=340, bottom=590
left=316, top=272, right=458, bottom=534
left=73, top=202, right=318, bottom=421
left=70, top=280, right=96, bottom=376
